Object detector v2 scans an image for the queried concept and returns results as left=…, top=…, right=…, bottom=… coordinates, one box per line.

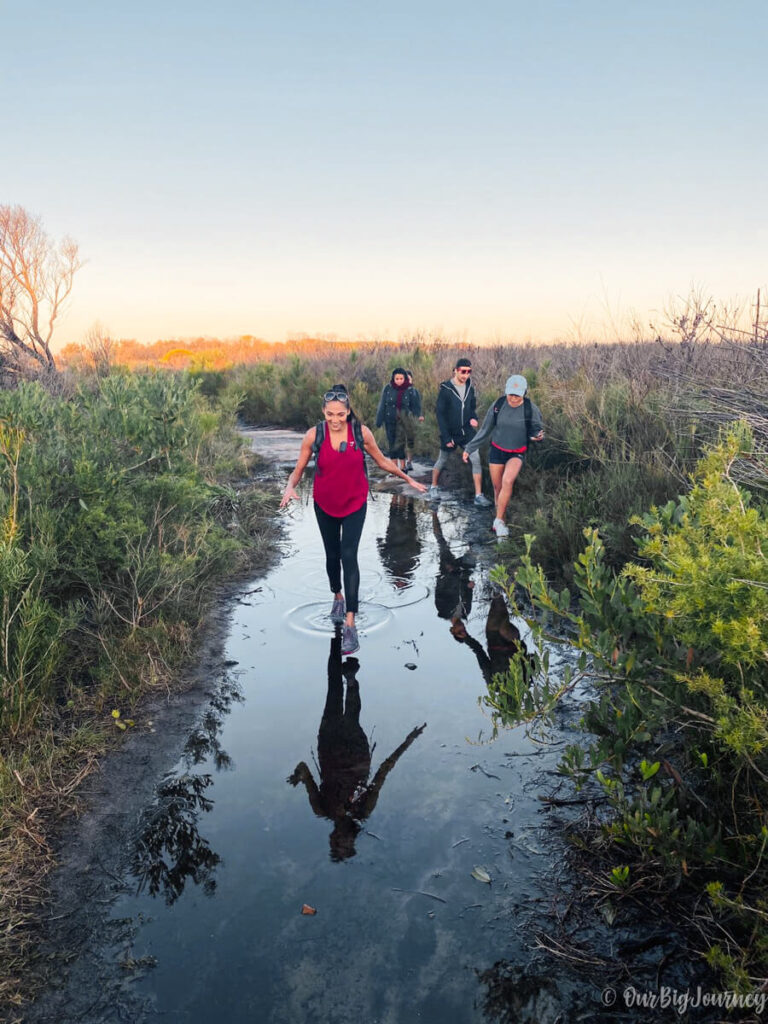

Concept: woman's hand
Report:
left=280, top=484, right=299, bottom=507
left=531, top=430, right=544, bottom=442
left=462, top=451, right=469, bottom=463
left=407, top=478, right=428, bottom=493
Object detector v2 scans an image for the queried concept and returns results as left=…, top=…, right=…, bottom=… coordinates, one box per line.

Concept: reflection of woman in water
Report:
left=449, top=594, right=533, bottom=687
left=377, top=494, right=421, bottom=589
left=288, top=632, right=426, bottom=861
left=432, top=509, right=475, bottom=630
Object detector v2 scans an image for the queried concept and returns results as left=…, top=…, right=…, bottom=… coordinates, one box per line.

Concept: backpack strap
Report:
left=311, top=421, right=325, bottom=458
left=353, top=418, right=370, bottom=485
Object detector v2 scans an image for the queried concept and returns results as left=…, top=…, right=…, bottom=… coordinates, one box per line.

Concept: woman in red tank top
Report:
left=280, top=385, right=427, bottom=654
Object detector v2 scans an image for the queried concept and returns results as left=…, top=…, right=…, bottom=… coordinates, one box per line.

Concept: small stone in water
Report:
left=405, top=663, right=417, bottom=670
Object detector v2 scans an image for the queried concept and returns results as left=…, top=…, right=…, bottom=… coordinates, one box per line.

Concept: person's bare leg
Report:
left=495, top=458, right=523, bottom=521
left=489, top=463, right=504, bottom=505
left=472, top=472, right=483, bottom=497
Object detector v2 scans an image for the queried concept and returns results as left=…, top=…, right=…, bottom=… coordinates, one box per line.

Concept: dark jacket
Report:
left=433, top=512, right=475, bottom=621
left=375, top=382, right=421, bottom=428
left=435, top=379, right=477, bottom=449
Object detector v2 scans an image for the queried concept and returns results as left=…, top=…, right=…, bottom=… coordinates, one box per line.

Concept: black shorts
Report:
left=489, top=446, right=526, bottom=467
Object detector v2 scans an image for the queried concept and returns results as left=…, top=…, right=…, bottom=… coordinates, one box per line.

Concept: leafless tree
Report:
left=0, top=204, right=82, bottom=375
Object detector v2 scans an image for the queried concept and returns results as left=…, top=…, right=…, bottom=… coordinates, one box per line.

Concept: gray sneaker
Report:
left=330, top=596, right=345, bottom=623
left=428, top=485, right=440, bottom=501
left=341, top=624, right=359, bottom=655
left=493, top=517, right=509, bottom=537
left=473, top=494, right=493, bottom=508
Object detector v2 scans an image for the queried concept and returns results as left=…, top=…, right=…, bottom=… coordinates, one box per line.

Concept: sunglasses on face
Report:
left=323, top=390, right=350, bottom=403
left=457, top=369, right=472, bottom=375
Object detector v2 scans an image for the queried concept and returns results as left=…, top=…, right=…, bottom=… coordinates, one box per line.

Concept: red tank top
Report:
left=313, top=422, right=368, bottom=517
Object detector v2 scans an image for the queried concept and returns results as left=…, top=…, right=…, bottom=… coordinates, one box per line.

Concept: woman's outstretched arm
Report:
left=280, top=427, right=317, bottom=506
left=361, top=426, right=427, bottom=492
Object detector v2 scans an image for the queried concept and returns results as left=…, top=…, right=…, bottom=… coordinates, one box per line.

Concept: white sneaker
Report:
left=493, top=518, right=509, bottom=537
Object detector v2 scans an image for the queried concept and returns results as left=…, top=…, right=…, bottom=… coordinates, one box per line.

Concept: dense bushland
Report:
left=488, top=422, right=768, bottom=990
left=0, top=372, right=271, bottom=738
left=0, top=371, right=275, bottom=1011
left=40, top=333, right=768, bottom=1002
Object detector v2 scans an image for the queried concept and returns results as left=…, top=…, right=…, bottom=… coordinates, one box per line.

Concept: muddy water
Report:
left=28, top=432, right=580, bottom=1024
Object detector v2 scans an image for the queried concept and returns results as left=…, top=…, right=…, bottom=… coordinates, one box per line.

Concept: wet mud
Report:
left=22, top=431, right=707, bottom=1024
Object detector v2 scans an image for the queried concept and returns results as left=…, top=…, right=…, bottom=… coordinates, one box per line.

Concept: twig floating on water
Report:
left=364, top=830, right=382, bottom=841
left=452, top=837, right=470, bottom=848
left=537, top=795, right=605, bottom=806
left=392, top=888, right=447, bottom=904
left=470, top=764, right=501, bottom=780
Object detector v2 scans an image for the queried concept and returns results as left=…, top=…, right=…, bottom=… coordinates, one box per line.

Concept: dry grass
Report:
left=0, top=730, right=103, bottom=1016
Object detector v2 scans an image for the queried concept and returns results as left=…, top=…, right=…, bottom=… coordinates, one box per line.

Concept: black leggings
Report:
left=314, top=501, right=367, bottom=613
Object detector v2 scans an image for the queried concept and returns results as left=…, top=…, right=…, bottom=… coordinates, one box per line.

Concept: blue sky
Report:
left=4, top=0, right=766, bottom=345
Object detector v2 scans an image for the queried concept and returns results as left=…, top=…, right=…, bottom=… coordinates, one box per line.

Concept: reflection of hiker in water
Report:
left=377, top=494, right=421, bottom=589
left=432, top=509, right=475, bottom=630
left=449, top=594, right=533, bottom=687
left=288, top=632, right=426, bottom=861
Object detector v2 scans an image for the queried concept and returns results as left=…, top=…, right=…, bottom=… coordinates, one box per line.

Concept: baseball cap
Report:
left=505, top=374, right=527, bottom=396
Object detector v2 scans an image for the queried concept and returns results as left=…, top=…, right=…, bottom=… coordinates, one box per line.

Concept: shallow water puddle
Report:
left=28, top=435, right=578, bottom=1024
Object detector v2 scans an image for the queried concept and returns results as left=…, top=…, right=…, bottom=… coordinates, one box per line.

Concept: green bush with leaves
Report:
left=0, top=372, right=269, bottom=738
left=488, top=422, right=768, bottom=987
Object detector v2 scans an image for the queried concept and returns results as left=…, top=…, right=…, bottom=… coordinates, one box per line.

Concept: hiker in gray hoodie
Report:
left=430, top=358, right=492, bottom=507
left=463, top=374, right=544, bottom=537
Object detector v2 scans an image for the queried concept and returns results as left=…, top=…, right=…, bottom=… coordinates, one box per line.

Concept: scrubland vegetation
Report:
left=72, top=325, right=768, bottom=995
left=5, top=315, right=768, bottom=1009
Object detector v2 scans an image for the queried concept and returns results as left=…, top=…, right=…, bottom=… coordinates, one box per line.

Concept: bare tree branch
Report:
left=0, top=205, right=82, bottom=376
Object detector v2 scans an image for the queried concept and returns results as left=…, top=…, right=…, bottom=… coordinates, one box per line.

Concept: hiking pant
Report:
left=385, top=412, right=415, bottom=460
left=314, top=501, right=367, bottom=613
left=433, top=445, right=481, bottom=475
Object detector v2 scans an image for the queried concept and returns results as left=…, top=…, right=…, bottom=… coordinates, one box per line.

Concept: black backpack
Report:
left=311, top=418, right=370, bottom=487
left=492, top=395, right=533, bottom=440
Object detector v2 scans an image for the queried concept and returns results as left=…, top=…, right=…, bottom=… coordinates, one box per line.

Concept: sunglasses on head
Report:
left=323, top=390, right=350, bottom=403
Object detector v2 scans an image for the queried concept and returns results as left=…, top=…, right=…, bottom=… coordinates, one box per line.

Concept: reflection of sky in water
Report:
left=42, top=458, right=577, bottom=1024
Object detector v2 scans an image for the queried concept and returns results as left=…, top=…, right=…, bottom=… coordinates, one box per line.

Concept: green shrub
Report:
left=0, top=371, right=271, bottom=737
left=489, top=422, right=768, bottom=987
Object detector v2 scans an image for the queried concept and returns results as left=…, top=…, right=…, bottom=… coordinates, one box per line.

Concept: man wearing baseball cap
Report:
left=462, top=374, right=544, bottom=537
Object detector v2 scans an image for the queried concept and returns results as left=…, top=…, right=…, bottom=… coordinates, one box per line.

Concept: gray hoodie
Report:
left=464, top=398, right=543, bottom=455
